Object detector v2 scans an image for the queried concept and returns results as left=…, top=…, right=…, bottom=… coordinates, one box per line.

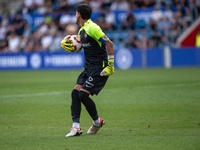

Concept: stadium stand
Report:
left=0, top=0, right=200, bottom=53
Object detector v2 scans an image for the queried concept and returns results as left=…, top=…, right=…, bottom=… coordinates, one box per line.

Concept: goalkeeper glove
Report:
left=100, top=55, right=115, bottom=76
left=61, top=35, right=74, bottom=52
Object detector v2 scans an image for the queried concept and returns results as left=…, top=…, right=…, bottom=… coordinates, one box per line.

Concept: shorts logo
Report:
left=86, top=85, right=92, bottom=88
left=84, top=33, right=87, bottom=38
left=85, top=76, right=94, bottom=88
left=89, top=76, right=93, bottom=81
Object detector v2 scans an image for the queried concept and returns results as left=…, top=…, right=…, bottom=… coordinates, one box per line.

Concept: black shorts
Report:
left=76, top=68, right=109, bottom=95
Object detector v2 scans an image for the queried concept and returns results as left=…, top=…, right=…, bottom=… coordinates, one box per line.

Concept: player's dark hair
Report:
left=76, top=3, right=92, bottom=20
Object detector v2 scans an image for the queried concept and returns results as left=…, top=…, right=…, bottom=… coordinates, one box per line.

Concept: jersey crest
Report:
left=84, top=32, right=87, bottom=38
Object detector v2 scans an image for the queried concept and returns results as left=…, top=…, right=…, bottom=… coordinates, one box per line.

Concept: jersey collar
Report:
left=83, top=19, right=91, bottom=27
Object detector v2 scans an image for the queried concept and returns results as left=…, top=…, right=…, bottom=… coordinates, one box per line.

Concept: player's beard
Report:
left=76, top=17, right=80, bottom=25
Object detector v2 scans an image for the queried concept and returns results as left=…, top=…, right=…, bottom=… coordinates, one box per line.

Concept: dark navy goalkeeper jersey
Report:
left=78, top=19, right=108, bottom=69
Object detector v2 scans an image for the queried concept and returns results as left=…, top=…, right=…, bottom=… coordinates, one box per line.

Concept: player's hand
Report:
left=61, top=35, right=74, bottom=52
left=100, top=58, right=115, bottom=76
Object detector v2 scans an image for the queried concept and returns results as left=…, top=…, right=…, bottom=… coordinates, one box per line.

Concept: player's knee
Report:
left=71, top=89, right=81, bottom=106
left=71, top=89, right=79, bottom=97
left=78, top=90, right=89, bottom=101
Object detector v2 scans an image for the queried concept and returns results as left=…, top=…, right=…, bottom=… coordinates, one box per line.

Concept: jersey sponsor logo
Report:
left=82, top=42, right=91, bottom=47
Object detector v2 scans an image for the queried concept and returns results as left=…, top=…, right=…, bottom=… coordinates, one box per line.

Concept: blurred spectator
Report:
left=24, top=0, right=34, bottom=8
left=49, top=22, right=57, bottom=35
left=24, top=31, right=41, bottom=52
left=44, top=13, right=53, bottom=25
left=0, top=23, right=6, bottom=40
left=67, top=0, right=84, bottom=9
left=59, top=10, right=75, bottom=30
left=127, top=29, right=141, bottom=49
left=161, top=0, right=172, bottom=6
left=37, top=22, right=49, bottom=36
left=23, top=24, right=32, bottom=38
left=151, top=30, right=161, bottom=47
left=138, top=29, right=148, bottom=49
left=95, top=8, right=106, bottom=31
left=196, top=0, right=200, bottom=15
left=67, top=0, right=78, bottom=6
left=159, top=33, right=170, bottom=47
left=147, top=37, right=154, bottom=49
left=23, top=0, right=37, bottom=14
left=151, top=5, right=163, bottom=22
left=19, top=35, right=27, bottom=51
left=129, top=0, right=139, bottom=9
left=46, top=0, right=54, bottom=14
left=49, top=31, right=63, bottom=52
left=0, top=3, right=10, bottom=15
left=36, top=1, right=48, bottom=14
left=101, top=0, right=112, bottom=9
left=8, top=31, right=20, bottom=53
left=0, top=36, right=8, bottom=53
left=65, top=24, right=78, bottom=35
left=14, top=14, right=26, bottom=36
left=110, top=0, right=129, bottom=11
left=163, top=5, right=173, bottom=22
left=169, top=14, right=182, bottom=43
left=188, top=0, right=196, bottom=20
left=58, top=0, right=72, bottom=12
left=105, top=10, right=116, bottom=31
left=90, top=0, right=101, bottom=11
left=35, top=0, right=45, bottom=7
left=41, top=32, right=53, bottom=51
left=120, top=9, right=135, bottom=30
left=118, top=0, right=129, bottom=10
left=157, top=17, right=171, bottom=35
left=0, top=0, right=200, bottom=53
left=183, top=6, right=192, bottom=27
left=1, top=15, right=9, bottom=27
left=142, top=0, right=156, bottom=8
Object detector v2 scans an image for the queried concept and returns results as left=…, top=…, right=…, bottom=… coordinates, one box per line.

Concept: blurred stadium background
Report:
left=1, top=2, right=200, bottom=149
left=0, top=0, right=200, bottom=70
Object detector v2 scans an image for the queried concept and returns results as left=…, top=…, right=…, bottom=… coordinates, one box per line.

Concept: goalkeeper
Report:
left=61, top=3, right=114, bottom=137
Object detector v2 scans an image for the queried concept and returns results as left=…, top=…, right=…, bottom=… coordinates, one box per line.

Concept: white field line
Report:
left=0, top=82, right=200, bottom=99
left=0, top=91, right=70, bottom=98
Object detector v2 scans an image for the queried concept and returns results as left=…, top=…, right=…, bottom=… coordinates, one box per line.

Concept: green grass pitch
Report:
left=0, top=67, right=200, bottom=150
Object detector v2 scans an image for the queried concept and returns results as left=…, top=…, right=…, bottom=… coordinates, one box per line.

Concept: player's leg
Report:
left=66, top=70, right=88, bottom=137
left=79, top=88, right=105, bottom=134
left=80, top=75, right=108, bottom=134
left=79, top=89, right=99, bottom=121
left=71, top=84, right=82, bottom=127
left=66, top=84, right=83, bottom=137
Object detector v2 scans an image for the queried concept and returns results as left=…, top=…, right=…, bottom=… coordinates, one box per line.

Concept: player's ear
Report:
left=76, top=12, right=81, bottom=18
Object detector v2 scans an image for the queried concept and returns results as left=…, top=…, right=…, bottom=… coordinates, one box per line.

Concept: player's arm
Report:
left=99, top=35, right=115, bottom=76
left=105, top=38, right=114, bottom=55
left=89, top=24, right=115, bottom=76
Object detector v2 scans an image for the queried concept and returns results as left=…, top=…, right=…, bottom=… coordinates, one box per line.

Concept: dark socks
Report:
left=71, top=89, right=81, bottom=123
left=79, top=90, right=99, bottom=121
